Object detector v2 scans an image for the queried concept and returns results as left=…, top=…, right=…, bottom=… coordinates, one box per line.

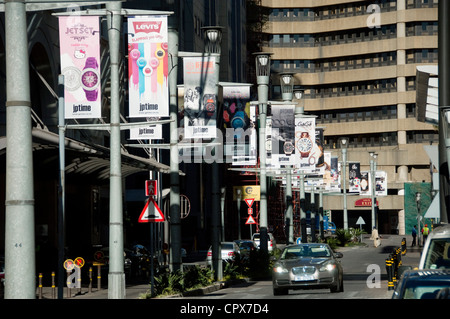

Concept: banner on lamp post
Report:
left=59, top=16, right=101, bottom=119
left=127, top=15, right=169, bottom=118
left=295, top=116, right=316, bottom=171
left=183, top=56, right=217, bottom=139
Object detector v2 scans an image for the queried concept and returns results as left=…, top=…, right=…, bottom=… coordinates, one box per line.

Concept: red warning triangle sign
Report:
left=244, top=198, right=254, bottom=207
left=245, top=215, right=256, bottom=225
left=138, top=198, right=165, bottom=223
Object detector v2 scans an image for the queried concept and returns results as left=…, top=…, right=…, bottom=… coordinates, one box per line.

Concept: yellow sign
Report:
left=233, top=185, right=260, bottom=201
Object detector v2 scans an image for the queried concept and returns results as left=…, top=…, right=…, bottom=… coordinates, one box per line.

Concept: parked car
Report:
left=272, top=243, right=344, bottom=295
left=235, top=240, right=257, bottom=260
left=419, top=224, right=450, bottom=270
left=392, top=269, right=450, bottom=299
left=252, top=232, right=277, bottom=251
left=206, top=242, right=240, bottom=266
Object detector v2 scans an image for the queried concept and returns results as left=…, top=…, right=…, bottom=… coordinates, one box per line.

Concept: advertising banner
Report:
left=271, top=104, right=296, bottom=167
left=183, top=56, right=217, bottom=139
left=129, top=123, right=162, bottom=140
left=323, top=153, right=340, bottom=193
left=295, top=116, right=316, bottom=171
left=222, top=85, right=256, bottom=165
left=127, top=15, right=169, bottom=118
left=59, top=16, right=101, bottom=119
left=349, top=162, right=361, bottom=193
left=375, top=170, right=388, bottom=196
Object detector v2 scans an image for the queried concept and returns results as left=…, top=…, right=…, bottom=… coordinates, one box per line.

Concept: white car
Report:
left=419, top=224, right=450, bottom=270
left=252, top=232, right=276, bottom=252
left=206, top=242, right=240, bottom=266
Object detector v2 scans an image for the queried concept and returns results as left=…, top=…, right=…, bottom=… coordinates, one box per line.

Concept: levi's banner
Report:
left=59, top=16, right=101, bottom=119
left=128, top=16, right=169, bottom=118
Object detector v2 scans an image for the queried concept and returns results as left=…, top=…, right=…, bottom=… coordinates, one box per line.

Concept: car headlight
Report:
left=273, top=266, right=289, bottom=273
left=319, top=262, right=336, bottom=272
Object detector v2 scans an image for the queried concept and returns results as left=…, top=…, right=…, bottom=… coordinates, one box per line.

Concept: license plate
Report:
left=294, top=274, right=314, bottom=281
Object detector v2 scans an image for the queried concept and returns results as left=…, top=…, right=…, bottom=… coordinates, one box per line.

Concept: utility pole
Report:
left=105, top=1, right=125, bottom=299
left=168, top=19, right=182, bottom=273
left=4, top=0, right=36, bottom=299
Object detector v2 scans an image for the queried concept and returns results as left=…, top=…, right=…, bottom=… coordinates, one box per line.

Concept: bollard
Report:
left=385, top=255, right=394, bottom=290
left=89, top=267, right=93, bottom=293
left=401, top=237, right=407, bottom=255
left=52, top=271, right=56, bottom=299
left=38, top=273, right=43, bottom=299
left=66, top=270, right=71, bottom=298
left=96, top=263, right=102, bottom=290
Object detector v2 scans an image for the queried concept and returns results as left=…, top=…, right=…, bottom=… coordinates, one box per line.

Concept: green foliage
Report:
left=334, top=228, right=367, bottom=247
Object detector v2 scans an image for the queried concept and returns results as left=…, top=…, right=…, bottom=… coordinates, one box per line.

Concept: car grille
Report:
left=292, top=266, right=316, bottom=275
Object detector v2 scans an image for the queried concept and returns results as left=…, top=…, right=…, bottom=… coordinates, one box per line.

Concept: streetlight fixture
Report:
left=202, top=26, right=224, bottom=54
left=339, top=137, right=349, bottom=229
left=280, top=73, right=294, bottom=102
left=254, top=52, right=272, bottom=253
left=369, top=151, right=378, bottom=229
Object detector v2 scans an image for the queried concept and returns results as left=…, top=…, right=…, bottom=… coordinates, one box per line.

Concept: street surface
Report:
left=175, top=234, right=421, bottom=300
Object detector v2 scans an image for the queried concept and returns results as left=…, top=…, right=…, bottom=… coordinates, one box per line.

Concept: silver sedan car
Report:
left=272, top=243, right=344, bottom=295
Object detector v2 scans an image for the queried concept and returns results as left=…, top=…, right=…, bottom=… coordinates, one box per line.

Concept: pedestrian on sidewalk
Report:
left=411, top=225, right=417, bottom=247
left=422, top=224, right=430, bottom=245
left=370, top=227, right=381, bottom=247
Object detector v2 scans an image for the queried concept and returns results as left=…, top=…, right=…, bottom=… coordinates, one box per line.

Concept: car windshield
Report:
left=222, top=243, right=234, bottom=250
left=423, top=238, right=450, bottom=269
left=403, top=281, right=450, bottom=299
left=281, top=245, right=331, bottom=259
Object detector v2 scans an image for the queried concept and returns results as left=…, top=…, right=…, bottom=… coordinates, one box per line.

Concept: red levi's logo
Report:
left=133, top=21, right=162, bottom=33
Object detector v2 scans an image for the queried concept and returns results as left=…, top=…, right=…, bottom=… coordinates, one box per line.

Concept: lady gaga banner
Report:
left=59, top=16, right=101, bottom=119
left=183, top=56, right=217, bottom=139
left=128, top=16, right=169, bottom=118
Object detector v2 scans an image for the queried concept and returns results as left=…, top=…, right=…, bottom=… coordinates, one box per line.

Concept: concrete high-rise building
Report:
left=259, top=0, right=438, bottom=235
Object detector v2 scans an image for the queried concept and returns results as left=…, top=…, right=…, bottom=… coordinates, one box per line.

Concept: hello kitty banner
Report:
left=127, top=16, right=169, bottom=118
left=59, top=16, right=101, bottom=119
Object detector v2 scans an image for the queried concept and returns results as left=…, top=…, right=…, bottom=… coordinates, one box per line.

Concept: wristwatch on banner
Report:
left=81, top=57, right=100, bottom=101
left=62, top=66, right=81, bottom=91
left=204, top=94, right=216, bottom=117
left=155, top=43, right=166, bottom=87
left=283, top=139, right=294, bottom=155
left=130, top=48, right=141, bottom=86
left=297, top=132, right=313, bottom=158
left=231, top=110, right=245, bottom=129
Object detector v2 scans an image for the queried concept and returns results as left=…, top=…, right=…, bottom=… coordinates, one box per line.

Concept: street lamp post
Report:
left=202, top=25, right=223, bottom=280
left=339, top=137, right=349, bottom=230
left=237, top=188, right=242, bottom=240
left=416, top=192, right=422, bottom=246
left=280, top=73, right=295, bottom=244
left=294, top=90, right=307, bottom=243
left=254, top=52, right=272, bottom=253
left=369, top=151, right=378, bottom=229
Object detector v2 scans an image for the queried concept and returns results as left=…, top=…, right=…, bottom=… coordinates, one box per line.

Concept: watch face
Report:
left=137, top=57, right=147, bottom=68
left=62, top=66, right=81, bottom=91
left=284, top=142, right=294, bottom=153
left=130, top=49, right=140, bottom=60
left=144, top=66, right=152, bottom=76
left=298, top=137, right=312, bottom=152
left=81, top=69, right=99, bottom=90
left=150, top=57, right=159, bottom=68
left=155, top=48, right=165, bottom=59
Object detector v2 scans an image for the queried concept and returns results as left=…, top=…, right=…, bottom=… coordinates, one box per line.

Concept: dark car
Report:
left=272, top=243, right=343, bottom=295
left=392, top=269, right=450, bottom=299
left=235, top=240, right=257, bottom=260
